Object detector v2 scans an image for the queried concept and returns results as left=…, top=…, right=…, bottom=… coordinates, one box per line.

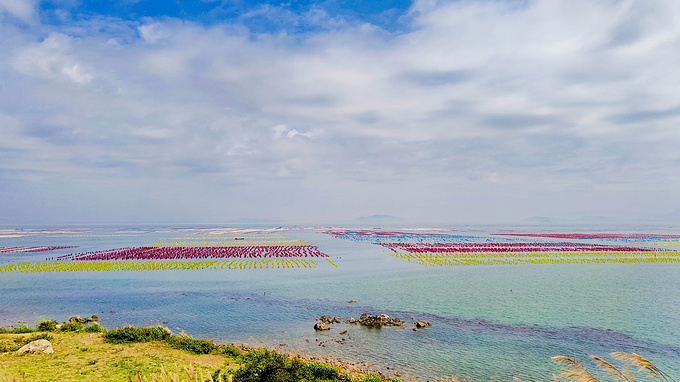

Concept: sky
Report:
left=1, top=0, right=679, bottom=226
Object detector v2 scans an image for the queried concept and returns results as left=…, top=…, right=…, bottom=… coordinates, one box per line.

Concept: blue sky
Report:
left=1, top=0, right=680, bottom=225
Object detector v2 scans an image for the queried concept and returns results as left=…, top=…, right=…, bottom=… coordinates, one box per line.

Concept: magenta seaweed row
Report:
left=493, top=233, right=680, bottom=239
left=0, top=246, right=78, bottom=253
left=55, top=245, right=328, bottom=261
left=379, top=242, right=655, bottom=253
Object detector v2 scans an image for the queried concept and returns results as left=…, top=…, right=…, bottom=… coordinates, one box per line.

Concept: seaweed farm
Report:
left=1, top=226, right=679, bottom=381
left=0, top=258, right=320, bottom=273
left=379, top=242, right=680, bottom=266
left=0, top=235, right=329, bottom=273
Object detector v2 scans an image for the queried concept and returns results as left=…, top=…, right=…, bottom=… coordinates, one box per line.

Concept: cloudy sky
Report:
left=1, top=0, right=679, bottom=225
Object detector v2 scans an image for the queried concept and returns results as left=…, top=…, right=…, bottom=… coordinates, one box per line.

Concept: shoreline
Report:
left=0, top=317, right=414, bottom=382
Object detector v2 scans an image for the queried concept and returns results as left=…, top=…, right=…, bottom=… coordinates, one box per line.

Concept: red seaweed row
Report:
left=0, top=246, right=77, bottom=253
left=379, top=242, right=655, bottom=253
left=55, top=245, right=327, bottom=261
left=494, top=233, right=680, bottom=239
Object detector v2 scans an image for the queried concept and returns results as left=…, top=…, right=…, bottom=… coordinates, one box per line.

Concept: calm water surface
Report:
left=0, top=226, right=678, bottom=381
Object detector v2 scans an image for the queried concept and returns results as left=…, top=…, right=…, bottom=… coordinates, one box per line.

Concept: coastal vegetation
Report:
left=0, top=320, right=399, bottom=382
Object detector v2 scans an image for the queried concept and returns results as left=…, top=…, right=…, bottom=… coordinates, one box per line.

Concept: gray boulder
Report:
left=16, top=339, right=54, bottom=354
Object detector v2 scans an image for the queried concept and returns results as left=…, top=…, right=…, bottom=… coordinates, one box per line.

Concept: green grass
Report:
left=1, top=321, right=400, bottom=382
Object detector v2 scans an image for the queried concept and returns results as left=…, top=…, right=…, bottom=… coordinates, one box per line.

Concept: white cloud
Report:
left=0, top=0, right=34, bottom=22
left=2, top=0, right=680, bottom=223
left=12, top=33, right=93, bottom=85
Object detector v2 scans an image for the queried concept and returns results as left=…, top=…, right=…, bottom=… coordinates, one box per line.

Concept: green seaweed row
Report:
left=0, top=259, right=318, bottom=273
left=391, top=252, right=680, bottom=266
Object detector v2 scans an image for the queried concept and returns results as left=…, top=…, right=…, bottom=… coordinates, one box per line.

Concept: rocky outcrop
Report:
left=315, top=313, right=428, bottom=330
left=355, top=313, right=403, bottom=328
left=67, top=315, right=99, bottom=324
left=318, top=316, right=343, bottom=324
left=16, top=339, right=54, bottom=354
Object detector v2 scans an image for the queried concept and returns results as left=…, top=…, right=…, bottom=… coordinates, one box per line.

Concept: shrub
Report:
left=220, top=344, right=242, bottom=357
left=37, top=320, right=58, bottom=332
left=0, top=341, right=21, bottom=353
left=103, top=326, right=170, bottom=344
left=82, top=324, right=106, bottom=333
left=362, top=376, right=384, bottom=382
left=59, top=321, right=83, bottom=332
left=234, top=349, right=310, bottom=382
left=167, top=335, right=218, bottom=355
left=306, top=362, right=341, bottom=381
left=11, top=325, right=35, bottom=334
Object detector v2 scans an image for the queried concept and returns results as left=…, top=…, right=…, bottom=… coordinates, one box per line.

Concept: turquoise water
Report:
left=0, top=226, right=678, bottom=381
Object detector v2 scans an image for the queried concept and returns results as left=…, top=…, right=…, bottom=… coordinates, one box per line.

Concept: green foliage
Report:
left=24, top=332, right=53, bottom=344
left=0, top=340, right=21, bottom=353
left=234, top=349, right=311, bottom=382
left=361, top=375, right=383, bottom=382
left=166, top=335, right=219, bottom=355
left=82, top=323, right=106, bottom=333
left=0, top=327, right=8, bottom=334
left=59, top=321, right=83, bottom=332
left=221, top=344, right=242, bottom=357
left=37, top=319, right=58, bottom=332
left=306, top=362, right=341, bottom=381
left=103, top=326, right=170, bottom=344
left=11, top=325, right=35, bottom=334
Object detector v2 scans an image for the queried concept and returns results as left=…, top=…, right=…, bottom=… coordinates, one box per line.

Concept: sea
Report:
left=0, top=224, right=678, bottom=382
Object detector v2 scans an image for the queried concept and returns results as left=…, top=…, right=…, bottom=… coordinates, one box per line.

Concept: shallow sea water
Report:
left=0, top=225, right=678, bottom=381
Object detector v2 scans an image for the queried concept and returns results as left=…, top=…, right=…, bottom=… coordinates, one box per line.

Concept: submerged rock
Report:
left=16, top=339, right=54, bottom=354
left=314, top=322, right=331, bottom=330
left=414, top=321, right=432, bottom=329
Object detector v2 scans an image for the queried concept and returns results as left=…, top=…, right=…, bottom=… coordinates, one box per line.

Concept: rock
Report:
left=16, top=339, right=54, bottom=354
left=314, top=322, right=331, bottom=330
left=319, top=316, right=331, bottom=324
left=414, top=321, right=432, bottom=328
left=68, top=315, right=98, bottom=324
left=279, top=343, right=286, bottom=347
left=357, top=313, right=403, bottom=328
left=348, top=318, right=358, bottom=324
left=340, top=330, right=347, bottom=335
left=347, top=300, right=356, bottom=303
left=332, top=317, right=343, bottom=324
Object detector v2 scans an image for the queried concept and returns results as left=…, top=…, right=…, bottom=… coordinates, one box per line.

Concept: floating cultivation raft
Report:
left=0, top=244, right=330, bottom=273
left=0, top=246, right=77, bottom=253
left=325, top=230, right=494, bottom=243
left=56, top=245, right=327, bottom=261
left=493, top=233, right=680, bottom=240
left=0, top=259, right=318, bottom=273
left=380, top=242, right=680, bottom=266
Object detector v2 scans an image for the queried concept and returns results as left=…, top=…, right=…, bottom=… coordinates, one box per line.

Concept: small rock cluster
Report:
left=352, top=313, right=403, bottom=328
left=66, top=315, right=99, bottom=324
left=313, top=313, right=431, bottom=330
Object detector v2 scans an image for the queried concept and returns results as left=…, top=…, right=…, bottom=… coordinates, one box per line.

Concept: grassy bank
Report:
left=0, top=320, right=403, bottom=382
